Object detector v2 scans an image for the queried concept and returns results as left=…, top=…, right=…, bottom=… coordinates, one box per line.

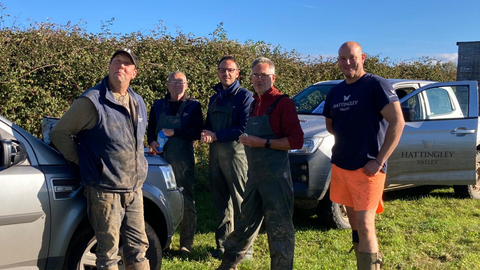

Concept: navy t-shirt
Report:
left=323, top=73, right=399, bottom=171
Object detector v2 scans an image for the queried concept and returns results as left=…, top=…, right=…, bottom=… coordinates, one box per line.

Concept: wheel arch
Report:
left=143, top=197, right=170, bottom=250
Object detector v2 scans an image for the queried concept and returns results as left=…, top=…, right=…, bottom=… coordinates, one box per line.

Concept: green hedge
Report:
left=0, top=14, right=457, bottom=184
left=0, top=19, right=457, bottom=137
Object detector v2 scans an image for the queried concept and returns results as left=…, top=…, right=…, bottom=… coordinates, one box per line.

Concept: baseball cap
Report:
left=111, top=48, right=139, bottom=68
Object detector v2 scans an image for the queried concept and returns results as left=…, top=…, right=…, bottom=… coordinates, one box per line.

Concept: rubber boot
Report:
left=244, top=245, right=254, bottom=260
left=349, top=242, right=360, bottom=269
left=125, top=259, right=150, bottom=270
left=357, top=251, right=383, bottom=270
left=215, top=252, right=245, bottom=270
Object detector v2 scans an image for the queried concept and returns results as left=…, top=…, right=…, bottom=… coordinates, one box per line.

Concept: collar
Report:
left=213, top=80, right=240, bottom=98
left=165, top=92, right=190, bottom=102
left=103, top=76, right=137, bottom=106
left=253, top=87, right=278, bottom=102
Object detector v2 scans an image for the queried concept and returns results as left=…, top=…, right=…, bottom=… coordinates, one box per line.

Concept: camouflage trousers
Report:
left=222, top=169, right=295, bottom=270
left=84, top=186, right=150, bottom=270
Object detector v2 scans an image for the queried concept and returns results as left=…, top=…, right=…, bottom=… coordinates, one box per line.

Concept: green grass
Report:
left=162, top=186, right=480, bottom=269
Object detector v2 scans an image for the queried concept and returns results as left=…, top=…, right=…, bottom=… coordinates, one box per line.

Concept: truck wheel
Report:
left=64, top=221, right=162, bottom=270
left=316, top=197, right=351, bottom=229
left=453, top=150, right=480, bottom=199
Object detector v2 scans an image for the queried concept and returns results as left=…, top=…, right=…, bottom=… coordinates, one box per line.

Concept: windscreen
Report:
left=292, top=84, right=335, bottom=114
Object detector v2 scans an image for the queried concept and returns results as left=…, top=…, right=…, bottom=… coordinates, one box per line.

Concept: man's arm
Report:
left=173, top=102, right=203, bottom=141
left=50, top=97, right=97, bottom=165
left=239, top=98, right=303, bottom=151
left=239, top=135, right=292, bottom=151
left=363, top=101, right=405, bottom=176
left=214, top=91, right=254, bottom=142
left=326, top=118, right=333, bottom=134
left=146, top=101, right=159, bottom=145
left=201, top=96, right=215, bottom=143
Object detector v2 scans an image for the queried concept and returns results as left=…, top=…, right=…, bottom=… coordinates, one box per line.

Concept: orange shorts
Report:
left=330, top=164, right=385, bottom=214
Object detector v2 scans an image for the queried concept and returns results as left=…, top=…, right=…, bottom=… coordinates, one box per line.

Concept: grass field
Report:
left=161, top=186, right=480, bottom=270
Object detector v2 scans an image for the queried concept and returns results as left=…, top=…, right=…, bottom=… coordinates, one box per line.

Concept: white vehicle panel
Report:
left=388, top=81, right=478, bottom=185
left=0, top=165, right=50, bottom=268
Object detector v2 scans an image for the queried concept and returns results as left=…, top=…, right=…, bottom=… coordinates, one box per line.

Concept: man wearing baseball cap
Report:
left=51, top=49, right=151, bottom=269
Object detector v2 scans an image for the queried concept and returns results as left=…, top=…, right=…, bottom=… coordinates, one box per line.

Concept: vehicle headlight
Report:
left=160, top=164, right=177, bottom=190
left=289, top=137, right=323, bottom=154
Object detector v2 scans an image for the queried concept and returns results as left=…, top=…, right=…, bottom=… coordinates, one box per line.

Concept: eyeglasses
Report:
left=168, top=81, right=187, bottom=85
left=217, top=68, right=238, bottom=73
left=251, top=73, right=274, bottom=80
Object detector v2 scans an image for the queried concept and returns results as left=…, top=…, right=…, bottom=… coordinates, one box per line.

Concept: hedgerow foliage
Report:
left=0, top=7, right=457, bottom=137
left=0, top=4, right=456, bottom=183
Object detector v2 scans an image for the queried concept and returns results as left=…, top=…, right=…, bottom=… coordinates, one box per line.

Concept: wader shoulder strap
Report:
left=249, top=94, right=289, bottom=116
left=267, top=94, right=289, bottom=115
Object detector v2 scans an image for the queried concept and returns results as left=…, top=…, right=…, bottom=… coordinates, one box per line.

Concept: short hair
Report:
left=251, top=57, right=275, bottom=74
left=167, top=71, right=186, bottom=82
left=218, top=55, right=239, bottom=69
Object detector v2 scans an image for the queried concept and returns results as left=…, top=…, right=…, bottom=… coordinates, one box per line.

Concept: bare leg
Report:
left=354, top=209, right=378, bottom=253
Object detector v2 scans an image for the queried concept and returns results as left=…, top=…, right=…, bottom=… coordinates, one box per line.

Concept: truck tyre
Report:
left=453, top=150, right=480, bottom=199
left=316, top=195, right=351, bottom=229
left=63, top=221, right=162, bottom=270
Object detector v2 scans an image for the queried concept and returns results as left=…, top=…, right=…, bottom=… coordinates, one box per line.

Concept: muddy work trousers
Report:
left=222, top=168, right=295, bottom=270
left=209, top=141, right=248, bottom=251
left=85, top=186, right=150, bottom=270
left=161, top=138, right=197, bottom=249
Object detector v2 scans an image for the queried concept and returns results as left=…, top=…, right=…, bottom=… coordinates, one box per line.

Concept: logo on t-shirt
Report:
left=332, top=97, right=358, bottom=111
left=389, top=89, right=398, bottom=98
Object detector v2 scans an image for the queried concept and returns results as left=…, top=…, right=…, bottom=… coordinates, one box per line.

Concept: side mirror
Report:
left=0, top=139, right=28, bottom=169
left=401, top=106, right=414, bottom=122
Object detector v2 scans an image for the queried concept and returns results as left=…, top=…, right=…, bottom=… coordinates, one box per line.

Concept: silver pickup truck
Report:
left=289, top=80, right=480, bottom=228
left=0, top=115, right=184, bottom=269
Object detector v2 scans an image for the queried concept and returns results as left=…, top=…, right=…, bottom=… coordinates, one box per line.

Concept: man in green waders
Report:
left=216, top=57, right=304, bottom=270
left=147, top=71, right=203, bottom=255
left=201, top=56, right=254, bottom=258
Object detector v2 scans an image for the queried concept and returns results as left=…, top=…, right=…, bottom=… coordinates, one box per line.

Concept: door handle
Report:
left=450, top=128, right=475, bottom=135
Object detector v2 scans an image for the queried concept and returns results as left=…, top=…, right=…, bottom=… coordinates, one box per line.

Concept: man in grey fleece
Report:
left=50, top=49, right=150, bottom=270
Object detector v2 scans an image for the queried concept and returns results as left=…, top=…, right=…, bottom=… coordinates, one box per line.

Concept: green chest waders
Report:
left=241, top=95, right=295, bottom=270
left=207, top=91, right=249, bottom=252
left=156, top=99, right=196, bottom=249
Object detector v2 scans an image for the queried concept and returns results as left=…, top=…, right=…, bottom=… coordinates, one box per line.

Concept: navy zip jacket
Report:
left=77, top=76, right=148, bottom=192
left=204, top=80, right=253, bottom=142
left=147, top=93, right=203, bottom=144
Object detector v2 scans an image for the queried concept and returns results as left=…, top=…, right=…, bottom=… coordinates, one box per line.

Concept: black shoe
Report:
left=180, top=246, right=190, bottom=256
left=208, top=249, right=224, bottom=259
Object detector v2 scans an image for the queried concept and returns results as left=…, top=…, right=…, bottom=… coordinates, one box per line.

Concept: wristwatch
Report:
left=265, top=138, right=271, bottom=148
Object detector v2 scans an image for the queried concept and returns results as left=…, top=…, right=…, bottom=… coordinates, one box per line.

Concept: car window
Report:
left=426, top=88, right=452, bottom=116
left=395, top=87, right=415, bottom=100
left=292, top=84, right=335, bottom=114
left=401, top=86, right=469, bottom=121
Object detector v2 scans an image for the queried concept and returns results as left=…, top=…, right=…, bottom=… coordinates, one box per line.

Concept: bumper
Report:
left=289, top=149, right=332, bottom=202
left=167, top=187, right=184, bottom=230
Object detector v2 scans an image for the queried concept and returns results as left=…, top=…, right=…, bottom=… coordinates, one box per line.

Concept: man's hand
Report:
left=162, top=128, right=174, bottom=137
left=363, top=160, right=382, bottom=176
left=201, top=130, right=217, bottom=143
left=239, top=133, right=265, bottom=148
left=150, top=141, right=161, bottom=153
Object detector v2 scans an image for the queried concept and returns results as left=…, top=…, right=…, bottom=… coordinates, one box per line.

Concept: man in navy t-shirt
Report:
left=323, top=41, right=405, bottom=269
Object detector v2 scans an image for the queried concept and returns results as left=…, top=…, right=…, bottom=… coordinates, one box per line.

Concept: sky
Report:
left=2, top=0, right=479, bottom=64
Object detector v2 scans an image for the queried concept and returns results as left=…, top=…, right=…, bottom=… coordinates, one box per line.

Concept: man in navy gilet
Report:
left=50, top=49, right=150, bottom=270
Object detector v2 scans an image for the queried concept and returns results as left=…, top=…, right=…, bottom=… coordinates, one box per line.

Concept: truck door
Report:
left=387, top=81, right=479, bottom=185
left=0, top=124, right=50, bottom=270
